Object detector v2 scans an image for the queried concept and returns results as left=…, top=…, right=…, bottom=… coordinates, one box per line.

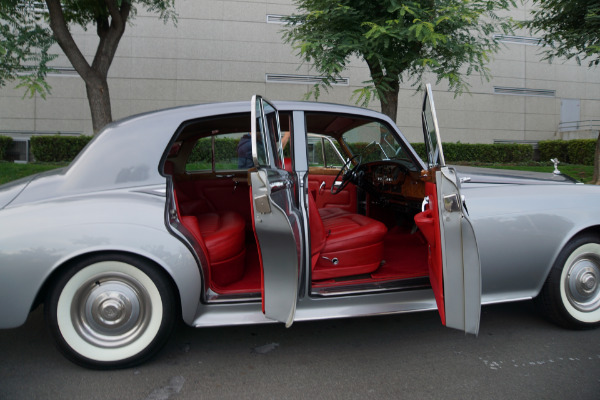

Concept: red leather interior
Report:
left=176, top=175, right=248, bottom=291
left=180, top=212, right=246, bottom=288
left=308, top=174, right=357, bottom=213
left=414, top=181, right=445, bottom=324
left=196, top=212, right=245, bottom=262
left=308, top=194, right=387, bottom=280
left=175, top=179, right=252, bottom=228
left=284, top=157, right=293, bottom=172
left=318, top=207, right=350, bottom=220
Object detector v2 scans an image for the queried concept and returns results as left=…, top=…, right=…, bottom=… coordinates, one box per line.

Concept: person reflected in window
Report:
left=237, top=133, right=253, bottom=168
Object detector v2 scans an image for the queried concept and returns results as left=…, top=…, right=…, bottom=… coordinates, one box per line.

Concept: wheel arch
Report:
left=536, top=225, right=600, bottom=296
left=35, top=248, right=199, bottom=326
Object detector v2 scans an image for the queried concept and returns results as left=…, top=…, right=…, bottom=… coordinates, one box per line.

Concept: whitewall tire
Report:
left=46, top=254, right=177, bottom=369
left=537, top=234, right=600, bottom=329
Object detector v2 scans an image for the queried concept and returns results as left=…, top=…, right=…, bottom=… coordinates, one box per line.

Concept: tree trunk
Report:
left=380, top=86, right=399, bottom=123
left=85, top=76, right=112, bottom=134
left=593, top=133, right=600, bottom=185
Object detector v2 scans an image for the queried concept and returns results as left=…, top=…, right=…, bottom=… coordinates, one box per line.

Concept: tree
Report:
left=45, top=0, right=176, bottom=133
left=1, top=0, right=176, bottom=134
left=0, top=1, right=56, bottom=98
left=523, top=0, right=600, bottom=184
left=283, top=0, right=515, bottom=123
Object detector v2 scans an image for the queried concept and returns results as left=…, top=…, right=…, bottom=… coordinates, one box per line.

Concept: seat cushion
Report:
left=322, top=214, right=387, bottom=252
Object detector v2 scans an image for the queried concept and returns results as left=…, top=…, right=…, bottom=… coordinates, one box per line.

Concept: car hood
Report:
left=452, top=165, right=579, bottom=186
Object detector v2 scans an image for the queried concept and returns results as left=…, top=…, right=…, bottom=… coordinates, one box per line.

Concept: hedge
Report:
left=30, top=135, right=93, bottom=162
left=189, top=138, right=536, bottom=165
left=411, top=142, right=533, bottom=163
left=189, top=137, right=240, bottom=163
left=538, top=139, right=596, bottom=166
left=25, top=135, right=592, bottom=166
left=0, top=135, right=12, bottom=160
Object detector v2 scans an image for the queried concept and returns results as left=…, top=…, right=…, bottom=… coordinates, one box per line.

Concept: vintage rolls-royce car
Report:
left=1, top=85, right=599, bottom=369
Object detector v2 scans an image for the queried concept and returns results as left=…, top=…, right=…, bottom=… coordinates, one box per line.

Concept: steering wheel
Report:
left=331, top=154, right=362, bottom=195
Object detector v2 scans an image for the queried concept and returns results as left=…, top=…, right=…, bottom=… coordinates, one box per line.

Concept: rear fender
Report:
left=0, top=202, right=201, bottom=328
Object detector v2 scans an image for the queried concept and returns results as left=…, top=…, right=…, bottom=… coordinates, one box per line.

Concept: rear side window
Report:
left=186, top=132, right=251, bottom=172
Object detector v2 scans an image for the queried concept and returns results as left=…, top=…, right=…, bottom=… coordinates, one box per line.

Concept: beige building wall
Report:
left=0, top=0, right=598, bottom=144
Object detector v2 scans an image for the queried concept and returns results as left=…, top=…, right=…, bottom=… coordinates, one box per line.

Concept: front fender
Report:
left=463, top=184, right=600, bottom=303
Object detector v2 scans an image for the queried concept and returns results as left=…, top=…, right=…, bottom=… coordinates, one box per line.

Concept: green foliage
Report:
left=411, top=142, right=533, bottom=163
left=411, top=142, right=427, bottom=160
left=310, top=140, right=343, bottom=166
left=538, top=140, right=569, bottom=163
left=283, top=0, right=516, bottom=114
left=30, top=135, right=92, bottom=162
left=188, top=138, right=240, bottom=163
left=0, top=161, right=68, bottom=185
left=523, top=0, right=600, bottom=67
left=568, top=139, right=597, bottom=165
left=0, top=135, right=13, bottom=160
left=0, top=0, right=56, bottom=98
left=539, top=139, right=596, bottom=166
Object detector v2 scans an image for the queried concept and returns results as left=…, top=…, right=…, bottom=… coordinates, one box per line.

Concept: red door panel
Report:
left=413, top=181, right=445, bottom=325
left=308, top=174, right=357, bottom=213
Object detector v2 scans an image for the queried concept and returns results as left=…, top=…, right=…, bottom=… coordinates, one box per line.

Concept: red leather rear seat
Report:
left=318, top=207, right=351, bottom=220
left=181, top=211, right=246, bottom=287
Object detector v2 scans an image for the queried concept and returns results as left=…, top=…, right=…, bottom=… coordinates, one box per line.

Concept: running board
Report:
left=311, top=277, right=430, bottom=297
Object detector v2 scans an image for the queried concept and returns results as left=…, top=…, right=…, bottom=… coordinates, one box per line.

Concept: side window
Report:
left=186, top=132, right=252, bottom=172
left=253, top=112, right=269, bottom=167
left=307, top=135, right=344, bottom=167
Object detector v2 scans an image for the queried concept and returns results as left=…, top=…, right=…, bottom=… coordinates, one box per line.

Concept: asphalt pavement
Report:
left=1, top=300, right=599, bottom=400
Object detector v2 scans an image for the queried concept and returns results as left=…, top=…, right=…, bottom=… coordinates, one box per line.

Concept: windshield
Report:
left=342, top=121, right=413, bottom=164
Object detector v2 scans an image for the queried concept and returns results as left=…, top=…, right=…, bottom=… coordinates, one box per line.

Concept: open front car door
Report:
left=413, top=84, right=481, bottom=335
left=249, top=96, right=301, bottom=327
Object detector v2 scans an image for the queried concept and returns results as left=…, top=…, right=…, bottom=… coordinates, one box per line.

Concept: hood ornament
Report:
left=551, top=158, right=561, bottom=175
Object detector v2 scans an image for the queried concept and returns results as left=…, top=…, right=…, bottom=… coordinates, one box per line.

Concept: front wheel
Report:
left=45, top=254, right=177, bottom=369
left=536, top=233, right=600, bottom=329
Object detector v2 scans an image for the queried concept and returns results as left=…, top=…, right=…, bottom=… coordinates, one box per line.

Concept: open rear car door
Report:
left=413, top=84, right=481, bottom=334
left=249, top=96, right=301, bottom=327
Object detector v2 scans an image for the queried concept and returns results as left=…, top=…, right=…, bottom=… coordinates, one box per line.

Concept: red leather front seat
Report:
left=308, top=194, right=387, bottom=280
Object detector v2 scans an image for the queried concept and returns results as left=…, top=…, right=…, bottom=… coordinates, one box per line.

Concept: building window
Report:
left=266, top=74, right=349, bottom=86
left=266, top=15, right=287, bottom=24
left=493, top=87, right=555, bottom=97
left=494, top=34, right=543, bottom=46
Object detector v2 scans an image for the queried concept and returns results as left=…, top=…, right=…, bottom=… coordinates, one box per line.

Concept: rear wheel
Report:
left=537, top=234, right=600, bottom=329
left=45, top=254, right=177, bottom=369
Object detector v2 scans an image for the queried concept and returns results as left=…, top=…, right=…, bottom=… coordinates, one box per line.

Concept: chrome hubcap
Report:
left=72, top=274, right=151, bottom=348
left=565, top=256, right=600, bottom=313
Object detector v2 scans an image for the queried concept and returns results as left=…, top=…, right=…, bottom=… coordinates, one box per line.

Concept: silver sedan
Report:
left=1, top=85, right=599, bottom=369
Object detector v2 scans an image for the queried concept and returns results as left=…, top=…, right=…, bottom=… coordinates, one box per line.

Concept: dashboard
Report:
left=361, top=161, right=425, bottom=202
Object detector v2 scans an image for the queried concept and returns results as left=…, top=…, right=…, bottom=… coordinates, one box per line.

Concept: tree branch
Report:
left=91, top=0, right=131, bottom=77
left=44, top=0, right=94, bottom=82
